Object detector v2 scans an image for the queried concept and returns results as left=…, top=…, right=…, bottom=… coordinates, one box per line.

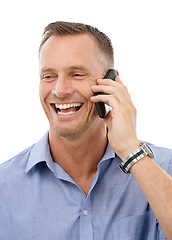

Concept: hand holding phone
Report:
left=94, top=69, right=117, bottom=118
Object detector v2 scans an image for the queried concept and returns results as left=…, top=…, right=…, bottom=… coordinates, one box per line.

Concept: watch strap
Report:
left=119, top=142, right=154, bottom=173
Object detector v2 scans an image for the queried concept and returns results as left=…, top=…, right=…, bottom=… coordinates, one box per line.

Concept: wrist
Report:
left=119, top=142, right=154, bottom=174
left=117, top=140, right=140, bottom=161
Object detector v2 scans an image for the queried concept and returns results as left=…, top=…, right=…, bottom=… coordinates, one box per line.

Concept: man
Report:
left=0, top=21, right=172, bottom=239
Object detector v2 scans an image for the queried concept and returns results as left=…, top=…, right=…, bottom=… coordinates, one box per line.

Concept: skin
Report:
left=39, top=34, right=108, bottom=193
left=39, top=33, right=172, bottom=239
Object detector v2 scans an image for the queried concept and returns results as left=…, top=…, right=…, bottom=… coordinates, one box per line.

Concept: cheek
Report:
left=82, top=85, right=93, bottom=99
left=73, top=79, right=95, bottom=100
left=39, top=83, right=51, bottom=102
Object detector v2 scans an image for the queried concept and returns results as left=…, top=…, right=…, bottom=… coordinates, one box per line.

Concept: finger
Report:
left=91, top=79, right=131, bottom=104
left=115, top=76, right=123, bottom=84
left=92, top=77, right=136, bottom=110
left=90, top=94, right=120, bottom=108
left=91, top=84, right=114, bottom=95
left=113, top=77, right=134, bottom=107
left=91, top=84, right=126, bottom=104
left=97, top=76, right=123, bottom=85
left=97, top=78, right=134, bottom=107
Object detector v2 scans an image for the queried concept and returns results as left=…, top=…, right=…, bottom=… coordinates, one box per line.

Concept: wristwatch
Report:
left=119, top=142, right=154, bottom=173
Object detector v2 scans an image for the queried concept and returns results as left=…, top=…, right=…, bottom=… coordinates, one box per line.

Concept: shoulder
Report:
left=0, top=144, right=35, bottom=182
left=0, top=131, right=50, bottom=186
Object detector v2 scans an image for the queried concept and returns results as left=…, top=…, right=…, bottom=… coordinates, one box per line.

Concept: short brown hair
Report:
left=39, top=21, right=114, bottom=68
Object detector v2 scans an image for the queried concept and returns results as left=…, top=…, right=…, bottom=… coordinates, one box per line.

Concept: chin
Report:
left=50, top=117, right=98, bottom=140
left=50, top=126, right=85, bottom=140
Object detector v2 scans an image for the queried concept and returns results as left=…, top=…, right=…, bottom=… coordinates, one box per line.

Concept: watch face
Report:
left=142, top=143, right=154, bottom=158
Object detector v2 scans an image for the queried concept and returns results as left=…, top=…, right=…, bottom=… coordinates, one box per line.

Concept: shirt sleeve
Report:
left=167, top=150, right=172, bottom=177
left=156, top=149, right=172, bottom=239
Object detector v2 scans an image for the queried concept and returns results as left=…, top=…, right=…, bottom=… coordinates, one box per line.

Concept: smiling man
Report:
left=0, top=21, right=172, bottom=240
left=39, top=33, right=103, bottom=140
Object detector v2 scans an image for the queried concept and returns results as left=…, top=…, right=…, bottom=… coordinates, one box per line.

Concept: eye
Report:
left=41, top=74, right=57, bottom=82
left=44, top=75, right=51, bottom=79
left=73, top=73, right=86, bottom=79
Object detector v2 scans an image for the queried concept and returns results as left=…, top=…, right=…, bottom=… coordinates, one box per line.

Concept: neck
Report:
left=49, top=123, right=107, bottom=194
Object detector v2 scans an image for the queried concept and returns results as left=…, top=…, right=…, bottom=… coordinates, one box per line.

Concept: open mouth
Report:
left=51, top=103, right=83, bottom=115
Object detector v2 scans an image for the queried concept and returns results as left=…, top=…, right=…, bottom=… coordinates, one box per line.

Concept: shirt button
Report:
left=83, top=210, right=88, bottom=216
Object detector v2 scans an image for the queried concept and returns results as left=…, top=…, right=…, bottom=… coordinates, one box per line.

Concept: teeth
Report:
left=58, top=111, right=76, bottom=115
left=55, top=103, right=82, bottom=109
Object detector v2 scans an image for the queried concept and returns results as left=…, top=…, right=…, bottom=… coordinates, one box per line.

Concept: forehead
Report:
left=40, top=33, right=99, bottom=59
left=39, top=34, right=101, bottom=73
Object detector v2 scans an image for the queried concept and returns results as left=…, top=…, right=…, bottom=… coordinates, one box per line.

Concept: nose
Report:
left=52, top=76, right=73, bottom=98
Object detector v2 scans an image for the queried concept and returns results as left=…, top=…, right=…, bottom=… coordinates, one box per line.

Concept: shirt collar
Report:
left=100, top=142, right=116, bottom=162
left=25, top=131, right=54, bottom=173
left=25, top=131, right=116, bottom=174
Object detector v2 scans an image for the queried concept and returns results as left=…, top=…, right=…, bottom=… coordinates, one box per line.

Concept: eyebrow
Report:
left=40, top=65, right=90, bottom=76
left=68, top=65, right=89, bottom=72
left=40, top=68, right=56, bottom=76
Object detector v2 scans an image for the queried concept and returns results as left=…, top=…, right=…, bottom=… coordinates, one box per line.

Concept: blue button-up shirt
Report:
left=0, top=132, right=172, bottom=240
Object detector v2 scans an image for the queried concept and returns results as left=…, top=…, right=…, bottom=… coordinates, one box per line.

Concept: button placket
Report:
left=80, top=195, right=93, bottom=240
left=83, top=210, right=88, bottom=216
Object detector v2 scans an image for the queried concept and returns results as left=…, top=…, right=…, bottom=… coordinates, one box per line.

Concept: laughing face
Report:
left=39, top=34, right=104, bottom=140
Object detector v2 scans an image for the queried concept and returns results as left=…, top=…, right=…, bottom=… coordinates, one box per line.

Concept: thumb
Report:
left=103, top=109, right=112, bottom=126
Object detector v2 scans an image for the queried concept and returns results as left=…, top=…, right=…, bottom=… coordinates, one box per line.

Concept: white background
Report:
left=0, top=0, right=172, bottom=164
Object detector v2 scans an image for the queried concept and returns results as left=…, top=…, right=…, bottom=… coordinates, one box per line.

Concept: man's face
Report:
left=39, top=33, right=104, bottom=139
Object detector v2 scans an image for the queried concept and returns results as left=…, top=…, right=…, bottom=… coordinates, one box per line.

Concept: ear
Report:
left=115, top=70, right=119, bottom=76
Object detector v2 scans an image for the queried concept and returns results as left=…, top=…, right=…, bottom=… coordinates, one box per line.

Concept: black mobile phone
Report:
left=95, top=69, right=117, bottom=118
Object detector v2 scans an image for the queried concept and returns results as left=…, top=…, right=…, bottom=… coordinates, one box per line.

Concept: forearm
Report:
left=90, top=76, right=172, bottom=237
left=130, top=156, right=172, bottom=239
